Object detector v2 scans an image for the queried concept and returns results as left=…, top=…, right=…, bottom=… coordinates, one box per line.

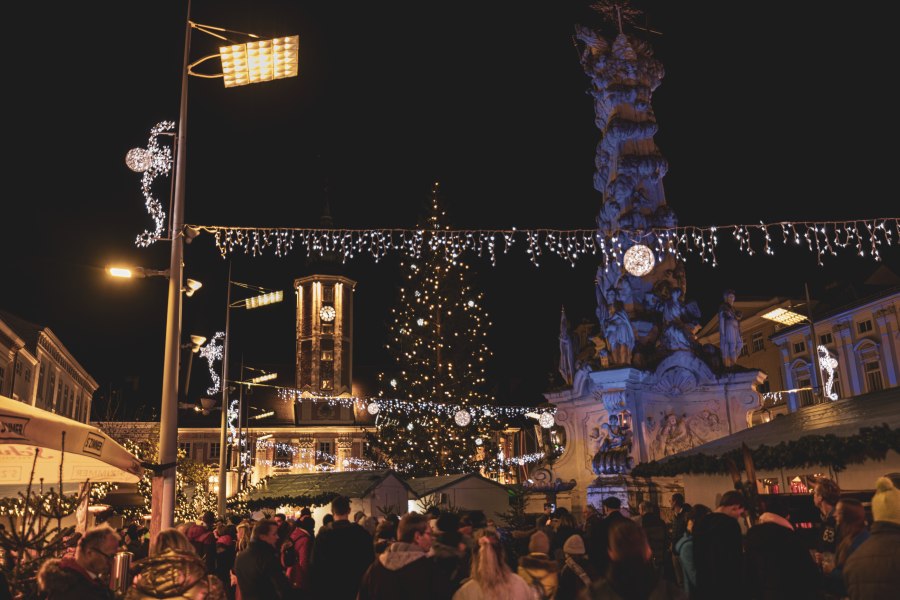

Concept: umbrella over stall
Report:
left=0, top=394, right=143, bottom=495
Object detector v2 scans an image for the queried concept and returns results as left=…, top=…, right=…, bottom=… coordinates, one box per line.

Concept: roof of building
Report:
left=404, top=472, right=509, bottom=496
left=0, top=309, right=44, bottom=354
left=247, top=469, right=412, bottom=506
left=643, top=386, right=900, bottom=475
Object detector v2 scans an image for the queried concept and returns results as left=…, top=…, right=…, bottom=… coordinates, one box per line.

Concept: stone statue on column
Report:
left=559, top=306, right=576, bottom=385
left=718, top=289, right=743, bottom=367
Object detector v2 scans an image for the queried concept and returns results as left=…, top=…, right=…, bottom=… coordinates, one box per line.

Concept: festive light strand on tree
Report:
left=190, top=217, right=899, bottom=267
left=128, top=121, right=175, bottom=247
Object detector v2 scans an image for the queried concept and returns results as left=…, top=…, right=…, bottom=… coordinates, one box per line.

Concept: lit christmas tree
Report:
left=368, top=183, right=500, bottom=476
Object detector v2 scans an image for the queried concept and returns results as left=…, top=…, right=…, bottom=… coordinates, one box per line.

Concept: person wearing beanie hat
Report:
left=518, top=530, right=558, bottom=599
left=842, top=476, right=900, bottom=600
left=429, top=512, right=468, bottom=599
left=556, top=534, right=599, bottom=600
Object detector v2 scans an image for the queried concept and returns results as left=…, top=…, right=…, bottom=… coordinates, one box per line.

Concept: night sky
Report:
left=4, top=1, right=898, bottom=416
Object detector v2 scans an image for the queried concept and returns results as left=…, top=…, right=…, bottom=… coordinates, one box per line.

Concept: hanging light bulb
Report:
left=367, top=402, right=380, bottom=415
left=454, top=410, right=472, bottom=427
left=539, top=412, right=556, bottom=429
left=623, top=243, right=655, bottom=276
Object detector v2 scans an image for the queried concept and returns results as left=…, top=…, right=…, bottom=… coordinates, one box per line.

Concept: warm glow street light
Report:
left=107, top=265, right=202, bottom=297
left=144, top=0, right=299, bottom=539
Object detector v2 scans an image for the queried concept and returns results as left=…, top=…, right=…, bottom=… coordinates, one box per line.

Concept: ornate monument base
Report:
left=546, top=351, right=764, bottom=514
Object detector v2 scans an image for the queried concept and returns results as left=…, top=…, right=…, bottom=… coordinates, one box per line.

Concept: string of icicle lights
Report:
left=186, top=218, right=900, bottom=267
left=274, top=388, right=557, bottom=428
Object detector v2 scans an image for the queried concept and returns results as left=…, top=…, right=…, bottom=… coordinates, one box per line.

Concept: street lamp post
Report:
left=217, top=263, right=283, bottom=516
left=139, top=2, right=297, bottom=536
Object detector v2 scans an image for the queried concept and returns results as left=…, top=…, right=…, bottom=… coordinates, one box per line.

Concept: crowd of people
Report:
left=24, top=475, right=900, bottom=600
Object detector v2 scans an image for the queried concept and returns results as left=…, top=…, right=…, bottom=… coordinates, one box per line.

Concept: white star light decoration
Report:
left=199, top=332, right=225, bottom=395
left=128, top=121, right=175, bottom=248
left=818, top=345, right=840, bottom=400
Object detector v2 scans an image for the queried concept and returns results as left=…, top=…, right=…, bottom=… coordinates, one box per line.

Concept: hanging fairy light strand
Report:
left=199, top=332, right=225, bottom=395
left=127, top=121, right=175, bottom=248
left=187, top=218, right=899, bottom=267
left=271, top=387, right=556, bottom=426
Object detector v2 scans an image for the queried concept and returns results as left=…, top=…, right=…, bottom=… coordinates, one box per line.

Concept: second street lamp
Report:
left=217, top=261, right=283, bottom=516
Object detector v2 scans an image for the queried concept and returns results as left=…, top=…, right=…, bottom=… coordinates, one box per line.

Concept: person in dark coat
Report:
left=668, top=493, right=691, bottom=589
left=635, top=501, right=671, bottom=580
left=812, top=479, right=841, bottom=561
left=823, top=498, right=869, bottom=599
left=309, top=495, right=374, bottom=600
left=586, top=496, right=629, bottom=576
left=692, top=490, right=747, bottom=600
left=583, top=519, right=685, bottom=600
left=743, top=495, right=822, bottom=600
left=842, top=477, right=900, bottom=600
left=673, top=504, right=711, bottom=598
left=555, top=534, right=598, bottom=600
left=233, top=519, right=293, bottom=600
left=428, top=512, right=468, bottom=599
left=358, top=512, right=435, bottom=600
left=37, top=525, right=120, bottom=600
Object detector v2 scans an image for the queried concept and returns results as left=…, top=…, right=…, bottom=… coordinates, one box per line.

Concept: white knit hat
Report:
left=872, top=476, right=900, bottom=525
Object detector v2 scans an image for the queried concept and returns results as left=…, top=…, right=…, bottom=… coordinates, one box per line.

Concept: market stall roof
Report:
left=405, top=472, right=509, bottom=496
left=0, top=394, right=143, bottom=495
left=631, top=387, right=900, bottom=477
left=247, top=469, right=412, bottom=507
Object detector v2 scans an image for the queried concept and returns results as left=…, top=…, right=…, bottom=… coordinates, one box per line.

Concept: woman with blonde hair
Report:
left=126, top=528, right=225, bottom=599
left=231, top=521, right=253, bottom=600
left=452, top=527, right=538, bottom=600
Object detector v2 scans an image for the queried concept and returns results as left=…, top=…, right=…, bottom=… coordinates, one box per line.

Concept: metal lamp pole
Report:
left=152, top=0, right=192, bottom=539
left=218, top=262, right=233, bottom=517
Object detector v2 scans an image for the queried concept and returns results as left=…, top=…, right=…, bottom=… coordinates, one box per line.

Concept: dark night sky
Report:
left=4, top=1, right=898, bottom=415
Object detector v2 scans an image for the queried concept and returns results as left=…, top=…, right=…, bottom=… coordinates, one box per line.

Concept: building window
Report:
left=275, top=443, right=293, bottom=463
left=819, top=332, right=833, bottom=345
left=864, top=361, right=884, bottom=392
left=24, top=368, right=31, bottom=383
left=739, top=339, right=749, bottom=357
left=36, top=363, right=45, bottom=403
left=857, top=320, right=873, bottom=334
left=178, top=442, right=192, bottom=457
left=209, top=442, right=220, bottom=462
left=321, top=350, right=334, bottom=361
left=793, top=341, right=806, bottom=354
left=0, top=366, right=5, bottom=394
left=318, top=441, right=332, bottom=465
left=752, top=333, right=764, bottom=353
left=15, top=362, right=21, bottom=375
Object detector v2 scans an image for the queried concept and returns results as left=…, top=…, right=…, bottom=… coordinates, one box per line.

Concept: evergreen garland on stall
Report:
left=631, top=424, right=900, bottom=477
left=366, top=183, right=502, bottom=476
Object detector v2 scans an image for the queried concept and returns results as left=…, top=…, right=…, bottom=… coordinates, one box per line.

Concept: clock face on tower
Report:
left=319, top=304, right=336, bottom=322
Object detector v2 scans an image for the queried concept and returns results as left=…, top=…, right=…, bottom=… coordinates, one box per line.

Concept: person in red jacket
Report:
left=284, top=518, right=312, bottom=593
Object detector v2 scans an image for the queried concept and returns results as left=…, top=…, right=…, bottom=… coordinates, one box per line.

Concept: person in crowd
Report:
left=582, top=504, right=601, bottom=534
left=125, top=528, right=226, bottom=599
left=842, top=476, right=900, bottom=600
left=214, top=524, right=236, bottom=600
left=124, top=524, right=149, bottom=561
left=358, top=512, right=435, bottom=600
left=374, top=520, right=398, bottom=556
left=186, top=510, right=218, bottom=573
left=284, top=514, right=313, bottom=594
left=233, top=519, right=293, bottom=600
left=297, top=507, right=315, bottom=540
left=668, top=493, right=691, bottom=589
left=517, top=529, right=558, bottom=599
left=309, top=495, right=374, bottom=600
left=550, top=507, right=579, bottom=562
left=321, top=513, right=334, bottom=528
left=582, top=519, right=686, bottom=600
left=459, top=512, right=477, bottom=556
left=555, top=534, right=598, bottom=600
left=673, top=504, right=710, bottom=598
left=823, top=497, right=869, bottom=599
left=587, top=496, right=628, bottom=576
left=813, top=479, right=841, bottom=561
left=37, top=524, right=120, bottom=599
left=691, top=490, right=746, bottom=600
left=430, top=512, right=469, bottom=597
left=452, top=527, right=537, bottom=600
left=230, top=521, right=253, bottom=600
left=635, top=501, right=671, bottom=580
left=743, top=495, right=822, bottom=600
left=536, top=503, right=554, bottom=531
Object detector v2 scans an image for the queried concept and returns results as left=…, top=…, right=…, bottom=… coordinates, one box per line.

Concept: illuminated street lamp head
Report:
left=189, top=334, right=207, bottom=352
left=760, top=307, right=808, bottom=326
left=219, top=35, right=299, bottom=88
left=107, top=266, right=169, bottom=279
left=249, top=372, right=277, bottom=384
left=245, top=290, right=283, bottom=309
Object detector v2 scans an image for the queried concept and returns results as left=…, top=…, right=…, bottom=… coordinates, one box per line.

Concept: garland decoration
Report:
left=186, top=218, right=900, bottom=267
left=630, top=424, right=900, bottom=477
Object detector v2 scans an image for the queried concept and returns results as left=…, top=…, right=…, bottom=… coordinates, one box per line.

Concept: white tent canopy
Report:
left=0, top=394, right=143, bottom=495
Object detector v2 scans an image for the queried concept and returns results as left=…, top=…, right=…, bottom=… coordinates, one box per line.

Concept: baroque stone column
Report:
left=336, top=436, right=354, bottom=472
left=296, top=435, right=315, bottom=473
left=832, top=322, right=861, bottom=395
left=875, top=306, right=898, bottom=386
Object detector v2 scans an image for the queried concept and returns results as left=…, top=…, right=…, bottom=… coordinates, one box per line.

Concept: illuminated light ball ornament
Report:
left=623, top=243, right=655, bottom=277
left=539, top=412, right=556, bottom=429
left=475, top=437, right=483, bottom=446
left=125, top=147, right=153, bottom=173
left=342, top=458, right=350, bottom=467
left=454, top=409, right=472, bottom=427
left=407, top=423, right=414, bottom=431
left=417, top=318, right=425, bottom=326
left=390, top=378, right=398, bottom=389
left=467, top=300, right=475, bottom=307
left=367, top=402, right=380, bottom=415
